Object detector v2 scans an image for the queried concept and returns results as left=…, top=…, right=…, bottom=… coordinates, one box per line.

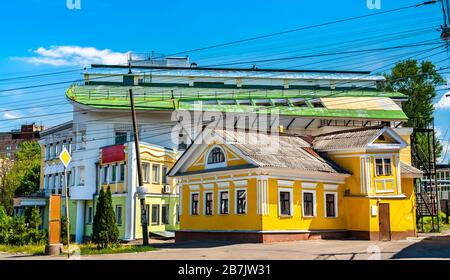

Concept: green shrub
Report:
left=0, top=206, right=47, bottom=246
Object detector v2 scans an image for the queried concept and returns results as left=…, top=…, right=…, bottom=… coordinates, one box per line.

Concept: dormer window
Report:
left=207, top=147, right=225, bottom=164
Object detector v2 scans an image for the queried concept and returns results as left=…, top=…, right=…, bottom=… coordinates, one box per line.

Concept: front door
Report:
left=378, top=203, right=391, bottom=241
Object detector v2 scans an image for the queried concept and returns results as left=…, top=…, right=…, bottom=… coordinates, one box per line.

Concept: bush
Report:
left=0, top=206, right=47, bottom=246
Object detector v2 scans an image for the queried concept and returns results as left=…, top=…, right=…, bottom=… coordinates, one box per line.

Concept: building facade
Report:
left=169, top=126, right=422, bottom=242
left=0, top=123, right=44, bottom=160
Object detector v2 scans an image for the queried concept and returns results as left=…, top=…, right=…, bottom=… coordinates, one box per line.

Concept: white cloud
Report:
left=14, top=46, right=130, bottom=67
left=435, top=92, right=450, bottom=109
left=3, top=112, right=21, bottom=120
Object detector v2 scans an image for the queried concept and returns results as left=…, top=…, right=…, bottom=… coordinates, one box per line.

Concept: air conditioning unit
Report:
left=163, top=185, right=171, bottom=194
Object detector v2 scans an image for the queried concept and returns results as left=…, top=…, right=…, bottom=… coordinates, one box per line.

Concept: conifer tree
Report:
left=92, top=186, right=119, bottom=248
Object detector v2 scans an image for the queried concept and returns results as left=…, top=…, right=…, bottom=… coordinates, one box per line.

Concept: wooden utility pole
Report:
left=129, top=88, right=149, bottom=245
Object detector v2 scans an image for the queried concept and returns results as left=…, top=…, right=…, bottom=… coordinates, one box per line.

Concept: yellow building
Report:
left=168, top=126, right=422, bottom=242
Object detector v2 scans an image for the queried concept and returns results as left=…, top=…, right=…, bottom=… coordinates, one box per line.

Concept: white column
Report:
left=75, top=200, right=85, bottom=243
left=124, top=143, right=137, bottom=240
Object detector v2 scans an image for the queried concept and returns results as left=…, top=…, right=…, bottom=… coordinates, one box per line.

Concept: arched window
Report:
left=207, top=147, right=225, bottom=164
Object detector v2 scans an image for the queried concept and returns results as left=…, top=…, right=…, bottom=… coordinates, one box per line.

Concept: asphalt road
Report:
left=1, top=232, right=450, bottom=260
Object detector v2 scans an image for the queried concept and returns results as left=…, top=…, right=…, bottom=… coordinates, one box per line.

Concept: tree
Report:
left=380, top=59, right=444, bottom=159
left=92, top=187, right=119, bottom=249
left=0, top=141, right=41, bottom=214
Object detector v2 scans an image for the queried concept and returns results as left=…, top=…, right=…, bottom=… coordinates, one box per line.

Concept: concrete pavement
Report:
left=1, top=232, right=450, bottom=260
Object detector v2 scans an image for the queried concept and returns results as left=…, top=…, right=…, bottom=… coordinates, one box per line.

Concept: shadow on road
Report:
left=392, top=235, right=450, bottom=259
left=151, top=240, right=240, bottom=249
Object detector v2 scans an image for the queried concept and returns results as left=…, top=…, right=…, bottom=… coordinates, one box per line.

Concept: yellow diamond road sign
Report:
left=59, top=148, right=72, bottom=168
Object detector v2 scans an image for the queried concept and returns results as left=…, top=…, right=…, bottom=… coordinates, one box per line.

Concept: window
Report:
left=325, top=193, right=337, bottom=218
left=303, top=191, right=315, bottom=217
left=44, top=175, right=49, bottom=189
left=45, top=145, right=50, bottom=160
left=78, top=166, right=85, bottom=186
left=49, top=175, right=54, bottom=190
left=176, top=204, right=180, bottom=224
left=86, top=207, right=93, bottom=224
left=191, top=193, right=199, bottom=215
left=102, top=166, right=108, bottom=184
left=375, top=158, right=392, bottom=176
left=207, top=147, right=225, bottom=164
left=279, top=191, right=291, bottom=216
left=70, top=168, right=75, bottom=186
left=219, top=191, right=229, bottom=214
left=145, top=204, right=150, bottom=224
left=55, top=142, right=60, bottom=156
left=119, top=164, right=125, bottom=182
left=152, top=164, right=160, bottom=184
left=55, top=174, right=60, bottom=189
left=236, top=189, right=247, bottom=214
left=51, top=144, right=56, bottom=158
left=383, top=158, right=392, bottom=176
left=151, top=205, right=160, bottom=225
left=142, top=163, right=150, bottom=182
left=162, top=166, right=168, bottom=184
left=115, top=132, right=127, bottom=145
left=205, top=192, right=213, bottom=215
left=111, top=165, right=117, bottom=183
left=162, top=205, right=169, bottom=224
left=115, top=205, right=123, bottom=226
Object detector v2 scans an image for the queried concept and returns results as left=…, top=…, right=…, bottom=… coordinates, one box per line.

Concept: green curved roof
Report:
left=66, top=85, right=408, bottom=120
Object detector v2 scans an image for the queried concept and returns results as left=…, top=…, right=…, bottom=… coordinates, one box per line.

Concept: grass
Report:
left=0, top=244, right=46, bottom=255
left=77, top=243, right=155, bottom=255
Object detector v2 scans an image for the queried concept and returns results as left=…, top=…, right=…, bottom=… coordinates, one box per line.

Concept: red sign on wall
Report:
left=101, top=144, right=125, bottom=164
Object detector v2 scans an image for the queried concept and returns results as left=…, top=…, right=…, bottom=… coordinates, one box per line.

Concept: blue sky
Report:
left=0, top=0, right=449, bottom=161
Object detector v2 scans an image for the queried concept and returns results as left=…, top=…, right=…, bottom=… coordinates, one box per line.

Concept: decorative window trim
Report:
left=324, top=184, right=338, bottom=191
left=324, top=191, right=338, bottom=218
left=234, top=180, right=248, bottom=187
left=205, top=145, right=227, bottom=169
left=301, top=182, right=317, bottom=189
left=235, top=187, right=248, bottom=215
left=374, top=155, right=393, bottom=177
left=204, top=191, right=214, bottom=215
left=278, top=188, right=294, bottom=217
left=218, top=189, right=230, bottom=215
left=202, top=183, right=214, bottom=189
left=278, top=180, right=294, bottom=187
left=217, top=182, right=230, bottom=188
left=302, top=190, right=317, bottom=218
left=190, top=192, right=200, bottom=216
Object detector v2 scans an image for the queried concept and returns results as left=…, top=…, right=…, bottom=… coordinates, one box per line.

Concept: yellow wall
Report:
left=180, top=177, right=262, bottom=230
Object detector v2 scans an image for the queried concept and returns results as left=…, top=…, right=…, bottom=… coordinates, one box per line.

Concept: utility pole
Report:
left=129, top=88, right=149, bottom=245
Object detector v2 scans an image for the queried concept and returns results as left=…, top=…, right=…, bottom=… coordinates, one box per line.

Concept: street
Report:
left=2, top=231, right=450, bottom=260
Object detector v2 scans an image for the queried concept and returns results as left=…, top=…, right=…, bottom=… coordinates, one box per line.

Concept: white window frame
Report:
left=374, top=156, right=393, bottom=177
left=278, top=188, right=293, bottom=217
left=205, top=145, right=227, bottom=169
left=218, top=189, right=230, bottom=215
left=204, top=191, right=214, bottom=215
left=142, top=162, right=150, bottom=183
left=302, top=190, right=316, bottom=218
left=235, top=187, right=247, bottom=215
left=86, top=206, right=93, bottom=224
left=119, top=163, right=125, bottom=182
left=115, top=205, right=123, bottom=226
left=152, top=164, right=160, bottom=184
left=190, top=192, right=200, bottom=216
left=324, top=191, right=338, bottom=218
left=78, top=166, right=85, bottom=186
left=110, top=164, right=117, bottom=183
left=102, top=166, right=108, bottom=184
